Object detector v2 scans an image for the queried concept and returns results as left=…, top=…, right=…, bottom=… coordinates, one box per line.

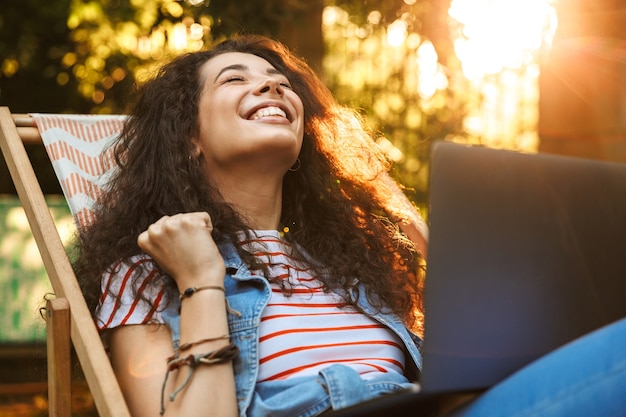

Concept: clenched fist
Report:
left=137, top=212, right=226, bottom=290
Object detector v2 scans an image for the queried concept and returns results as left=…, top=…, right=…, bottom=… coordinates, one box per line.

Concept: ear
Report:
left=190, top=137, right=203, bottom=158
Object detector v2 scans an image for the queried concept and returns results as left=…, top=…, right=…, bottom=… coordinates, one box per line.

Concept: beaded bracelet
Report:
left=177, top=285, right=242, bottom=318
left=179, top=285, right=225, bottom=301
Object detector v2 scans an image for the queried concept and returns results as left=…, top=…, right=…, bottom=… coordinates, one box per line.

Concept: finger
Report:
left=165, top=213, right=205, bottom=232
left=137, top=230, right=151, bottom=251
left=137, top=217, right=167, bottom=250
left=184, top=211, right=213, bottom=230
left=151, top=215, right=171, bottom=227
left=196, top=211, right=213, bottom=229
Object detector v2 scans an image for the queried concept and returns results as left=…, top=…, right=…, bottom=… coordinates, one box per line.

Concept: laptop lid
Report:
left=421, top=141, right=626, bottom=393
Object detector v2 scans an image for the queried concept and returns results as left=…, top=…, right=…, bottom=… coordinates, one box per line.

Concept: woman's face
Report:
left=194, top=52, right=305, bottom=177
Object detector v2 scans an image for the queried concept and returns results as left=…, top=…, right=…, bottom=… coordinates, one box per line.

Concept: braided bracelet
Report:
left=166, top=342, right=239, bottom=372
left=160, top=342, right=240, bottom=414
left=178, top=335, right=230, bottom=352
left=179, top=285, right=225, bottom=301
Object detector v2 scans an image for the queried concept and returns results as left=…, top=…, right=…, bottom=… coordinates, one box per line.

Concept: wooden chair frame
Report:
left=0, top=106, right=131, bottom=417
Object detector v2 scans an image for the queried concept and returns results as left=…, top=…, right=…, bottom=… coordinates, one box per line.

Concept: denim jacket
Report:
left=162, top=243, right=423, bottom=417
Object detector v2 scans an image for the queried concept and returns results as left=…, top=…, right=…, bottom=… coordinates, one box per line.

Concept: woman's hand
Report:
left=137, top=212, right=226, bottom=289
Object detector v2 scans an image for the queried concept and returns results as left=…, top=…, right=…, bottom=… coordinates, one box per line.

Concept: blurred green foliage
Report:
left=0, top=196, right=73, bottom=342
left=322, top=2, right=466, bottom=204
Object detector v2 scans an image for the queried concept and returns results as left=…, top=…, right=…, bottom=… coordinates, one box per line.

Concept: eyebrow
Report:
left=213, top=64, right=284, bottom=82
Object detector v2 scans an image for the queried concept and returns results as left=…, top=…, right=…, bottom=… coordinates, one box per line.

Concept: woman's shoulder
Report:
left=96, top=254, right=172, bottom=331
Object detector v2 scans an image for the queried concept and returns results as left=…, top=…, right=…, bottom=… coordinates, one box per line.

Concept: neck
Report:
left=214, top=173, right=284, bottom=231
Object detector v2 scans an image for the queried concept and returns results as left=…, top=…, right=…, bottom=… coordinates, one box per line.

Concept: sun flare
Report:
left=449, top=0, right=559, bottom=80
left=447, top=0, right=559, bottom=151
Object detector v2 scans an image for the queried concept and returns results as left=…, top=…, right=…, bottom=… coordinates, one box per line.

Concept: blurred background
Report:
left=1, top=0, right=625, bottom=415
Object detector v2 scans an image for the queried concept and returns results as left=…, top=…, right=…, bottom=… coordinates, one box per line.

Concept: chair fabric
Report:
left=31, top=114, right=126, bottom=230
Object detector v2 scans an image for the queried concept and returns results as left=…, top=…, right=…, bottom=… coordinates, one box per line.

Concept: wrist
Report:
left=179, top=285, right=225, bottom=301
left=174, top=265, right=226, bottom=292
left=177, top=282, right=241, bottom=318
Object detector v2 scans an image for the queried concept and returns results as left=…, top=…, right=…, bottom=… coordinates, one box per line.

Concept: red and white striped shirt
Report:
left=96, top=231, right=405, bottom=381
left=243, top=231, right=405, bottom=382
left=96, top=256, right=169, bottom=330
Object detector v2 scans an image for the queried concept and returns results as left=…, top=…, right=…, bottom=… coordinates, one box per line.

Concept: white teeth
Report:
left=250, top=106, right=287, bottom=120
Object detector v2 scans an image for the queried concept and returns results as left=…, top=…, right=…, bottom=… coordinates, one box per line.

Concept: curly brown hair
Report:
left=73, top=35, right=424, bottom=332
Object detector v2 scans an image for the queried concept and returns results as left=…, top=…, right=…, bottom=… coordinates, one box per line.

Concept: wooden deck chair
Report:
left=0, top=106, right=131, bottom=417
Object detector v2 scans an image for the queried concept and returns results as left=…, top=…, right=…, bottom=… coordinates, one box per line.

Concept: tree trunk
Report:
left=277, top=0, right=325, bottom=76
left=538, top=1, right=626, bottom=162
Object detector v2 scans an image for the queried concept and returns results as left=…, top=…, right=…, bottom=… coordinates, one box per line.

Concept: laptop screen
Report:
left=421, top=142, right=626, bottom=393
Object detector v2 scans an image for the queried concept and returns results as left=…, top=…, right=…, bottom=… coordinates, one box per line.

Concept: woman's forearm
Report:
left=162, top=288, right=238, bottom=417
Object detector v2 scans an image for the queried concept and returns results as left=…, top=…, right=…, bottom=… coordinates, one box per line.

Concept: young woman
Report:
left=74, top=35, right=626, bottom=417
left=75, top=35, right=427, bottom=417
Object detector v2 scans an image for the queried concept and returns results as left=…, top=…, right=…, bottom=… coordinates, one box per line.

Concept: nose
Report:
left=255, top=77, right=284, bottom=96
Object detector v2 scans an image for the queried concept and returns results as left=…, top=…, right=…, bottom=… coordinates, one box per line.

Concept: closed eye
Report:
left=222, top=75, right=246, bottom=84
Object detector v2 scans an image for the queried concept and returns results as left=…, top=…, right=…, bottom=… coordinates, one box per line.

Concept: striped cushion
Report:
left=31, top=114, right=126, bottom=230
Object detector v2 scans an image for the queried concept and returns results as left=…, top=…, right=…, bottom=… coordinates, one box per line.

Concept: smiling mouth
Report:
left=248, top=106, right=289, bottom=121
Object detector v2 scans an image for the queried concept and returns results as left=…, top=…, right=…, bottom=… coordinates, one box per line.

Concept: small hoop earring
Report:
left=188, top=155, right=200, bottom=170
left=289, top=158, right=301, bottom=172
